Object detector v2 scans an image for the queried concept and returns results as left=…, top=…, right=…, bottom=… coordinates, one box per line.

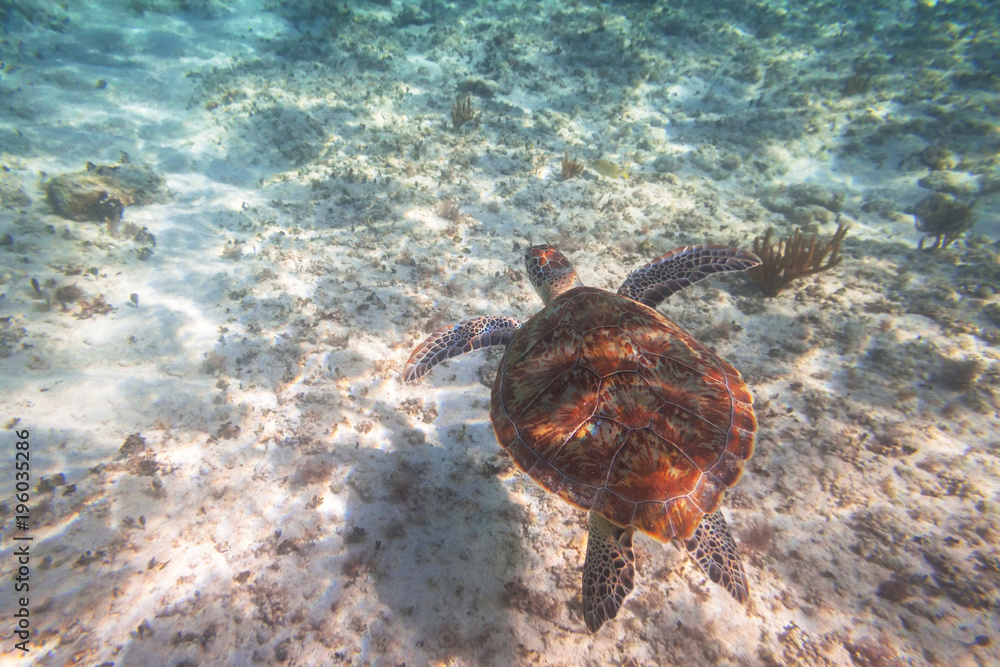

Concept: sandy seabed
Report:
left=0, top=1, right=998, bottom=665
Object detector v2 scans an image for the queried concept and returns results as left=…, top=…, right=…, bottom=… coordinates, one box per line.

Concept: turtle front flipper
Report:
left=617, top=245, right=761, bottom=309
left=402, top=316, right=521, bottom=383
left=683, top=510, right=749, bottom=604
left=582, top=511, right=635, bottom=633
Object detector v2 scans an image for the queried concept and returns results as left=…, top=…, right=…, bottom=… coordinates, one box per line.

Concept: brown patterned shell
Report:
left=490, top=286, right=756, bottom=543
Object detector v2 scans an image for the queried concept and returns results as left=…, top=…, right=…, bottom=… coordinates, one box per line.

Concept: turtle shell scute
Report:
left=490, top=287, right=756, bottom=543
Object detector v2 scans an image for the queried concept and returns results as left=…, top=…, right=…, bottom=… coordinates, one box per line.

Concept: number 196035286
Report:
left=15, top=429, right=30, bottom=513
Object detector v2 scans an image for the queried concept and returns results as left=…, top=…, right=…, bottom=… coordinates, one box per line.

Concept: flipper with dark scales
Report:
left=682, top=510, right=749, bottom=604
left=402, top=316, right=521, bottom=383
left=582, top=511, right=635, bottom=633
left=617, top=245, right=761, bottom=310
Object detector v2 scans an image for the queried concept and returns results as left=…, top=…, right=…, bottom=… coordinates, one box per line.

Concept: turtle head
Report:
left=525, top=244, right=583, bottom=305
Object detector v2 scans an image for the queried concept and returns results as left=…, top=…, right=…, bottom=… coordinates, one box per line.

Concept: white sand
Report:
left=0, top=1, right=998, bottom=665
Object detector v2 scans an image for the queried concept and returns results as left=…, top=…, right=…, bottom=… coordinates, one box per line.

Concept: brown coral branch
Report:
left=749, top=223, right=848, bottom=297
left=561, top=154, right=585, bottom=180
left=451, top=96, right=475, bottom=130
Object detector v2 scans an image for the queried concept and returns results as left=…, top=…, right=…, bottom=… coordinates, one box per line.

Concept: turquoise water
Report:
left=0, top=1, right=997, bottom=665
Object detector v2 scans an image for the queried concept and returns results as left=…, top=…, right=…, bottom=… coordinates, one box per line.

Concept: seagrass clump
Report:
left=750, top=223, right=848, bottom=297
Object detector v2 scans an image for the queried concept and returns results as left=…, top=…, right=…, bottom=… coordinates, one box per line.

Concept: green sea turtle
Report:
left=402, top=244, right=760, bottom=632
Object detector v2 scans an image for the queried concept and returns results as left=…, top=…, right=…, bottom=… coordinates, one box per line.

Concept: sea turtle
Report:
left=402, top=243, right=760, bottom=632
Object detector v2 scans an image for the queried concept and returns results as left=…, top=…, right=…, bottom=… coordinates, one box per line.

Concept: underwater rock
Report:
left=652, top=154, right=684, bottom=174
left=918, top=170, right=980, bottom=197
left=760, top=183, right=845, bottom=224
left=687, top=145, right=742, bottom=180
left=392, top=4, right=433, bottom=27
left=785, top=204, right=837, bottom=226
left=919, top=146, right=957, bottom=171
left=785, top=183, right=845, bottom=212
left=45, top=158, right=168, bottom=222
left=457, top=78, right=498, bottom=99
left=860, top=191, right=905, bottom=220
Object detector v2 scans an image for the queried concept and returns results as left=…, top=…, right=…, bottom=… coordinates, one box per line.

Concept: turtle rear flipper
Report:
left=582, top=511, right=635, bottom=633
left=402, top=316, right=521, bottom=383
left=617, top=245, right=761, bottom=309
left=683, top=510, right=749, bottom=604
